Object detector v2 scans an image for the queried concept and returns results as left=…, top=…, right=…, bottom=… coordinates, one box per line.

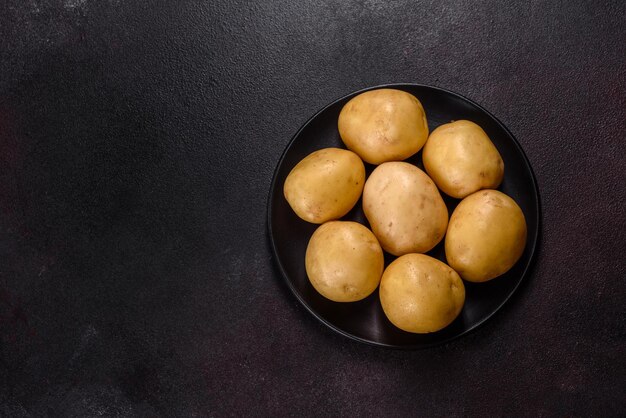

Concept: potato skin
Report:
left=305, top=221, right=384, bottom=302
left=445, top=189, right=527, bottom=282
left=379, top=254, right=465, bottom=333
left=363, top=162, right=448, bottom=256
left=338, top=89, right=429, bottom=165
left=423, top=120, right=504, bottom=199
left=283, top=148, right=365, bottom=224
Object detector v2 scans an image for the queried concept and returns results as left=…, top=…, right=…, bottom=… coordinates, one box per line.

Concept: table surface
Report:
left=1, top=1, right=625, bottom=416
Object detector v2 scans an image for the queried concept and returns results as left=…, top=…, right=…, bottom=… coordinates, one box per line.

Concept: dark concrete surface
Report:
left=1, top=0, right=624, bottom=416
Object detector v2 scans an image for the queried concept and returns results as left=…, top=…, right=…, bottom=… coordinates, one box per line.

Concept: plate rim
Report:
left=266, top=82, right=541, bottom=349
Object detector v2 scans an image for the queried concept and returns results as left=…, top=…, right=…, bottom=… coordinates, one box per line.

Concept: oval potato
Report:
left=283, top=148, right=365, bottom=224
left=379, top=254, right=465, bottom=333
left=305, top=221, right=384, bottom=302
left=363, top=162, right=448, bottom=256
left=338, top=89, right=429, bottom=165
left=445, top=189, right=527, bottom=282
left=423, top=120, right=504, bottom=198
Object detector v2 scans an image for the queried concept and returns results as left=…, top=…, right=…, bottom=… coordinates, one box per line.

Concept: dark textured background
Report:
left=1, top=0, right=624, bottom=416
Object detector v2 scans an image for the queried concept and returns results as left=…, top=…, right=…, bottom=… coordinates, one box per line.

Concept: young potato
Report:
left=379, top=254, right=465, bottom=333
left=338, top=89, right=429, bottom=165
left=445, top=190, right=527, bottom=282
left=422, top=120, right=504, bottom=199
left=284, top=148, right=365, bottom=224
left=305, top=221, right=384, bottom=302
left=363, top=162, right=448, bottom=256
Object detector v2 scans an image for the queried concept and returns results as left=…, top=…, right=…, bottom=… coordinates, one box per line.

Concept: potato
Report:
left=363, top=162, right=448, bottom=256
left=422, top=120, right=504, bottom=199
left=305, top=221, right=384, bottom=302
left=284, top=148, right=365, bottom=224
left=338, top=89, right=429, bottom=165
left=379, top=254, right=465, bottom=333
left=445, top=189, right=527, bottom=282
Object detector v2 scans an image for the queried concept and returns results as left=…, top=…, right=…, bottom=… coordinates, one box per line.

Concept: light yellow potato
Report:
left=284, top=148, right=365, bottom=224
left=305, top=221, right=384, bottom=302
left=379, top=254, right=465, bottom=333
left=363, top=162, right=448, bottom=256
left=338, top=89, right=429, bottom=165
left=423, top=120, right=504, bottom=199
left=445, top=190, right=527, bottom=282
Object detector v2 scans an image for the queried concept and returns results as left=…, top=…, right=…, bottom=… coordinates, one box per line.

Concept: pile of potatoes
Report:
left=284, top=88, right=527, bottom=334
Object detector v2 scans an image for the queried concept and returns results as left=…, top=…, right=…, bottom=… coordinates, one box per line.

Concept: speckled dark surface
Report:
left=1, top=1, right=624, bottom=416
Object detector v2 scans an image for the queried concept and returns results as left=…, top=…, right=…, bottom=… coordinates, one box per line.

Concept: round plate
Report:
left=267, top=83, right=540, bottom=349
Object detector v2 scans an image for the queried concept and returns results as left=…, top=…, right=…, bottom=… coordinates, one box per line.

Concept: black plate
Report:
left=267, top=83, right=540, bottom=349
